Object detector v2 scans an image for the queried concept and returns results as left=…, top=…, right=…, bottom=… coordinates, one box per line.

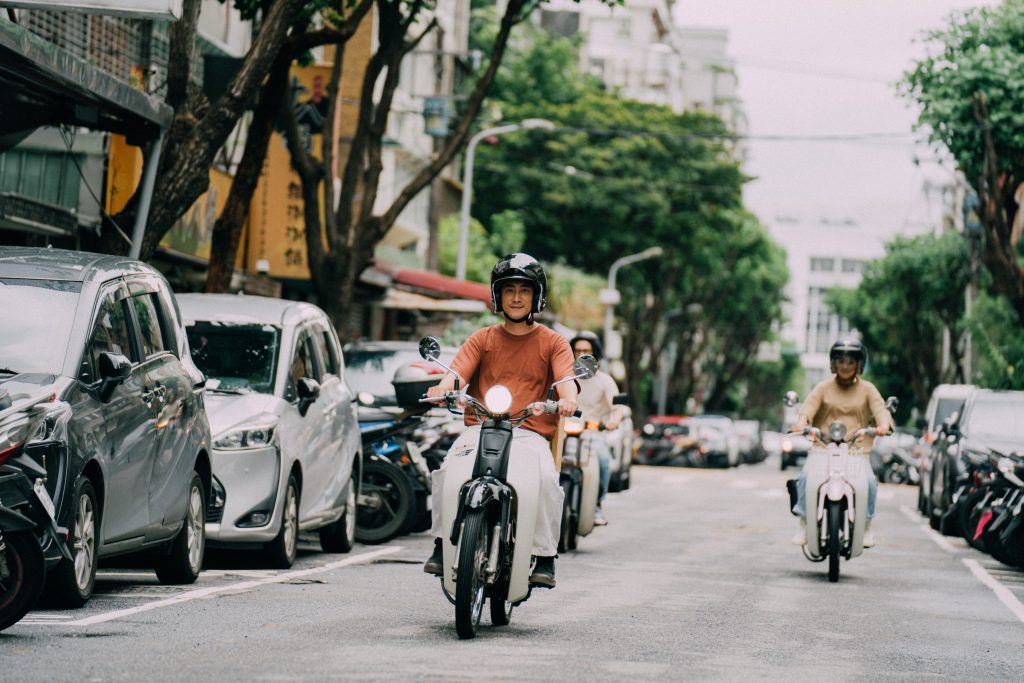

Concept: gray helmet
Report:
left=569, top=330, right=603, bottom=361
left=829, top=338, right=867, bottom=374
left=490, top=253, right=547, bottom=315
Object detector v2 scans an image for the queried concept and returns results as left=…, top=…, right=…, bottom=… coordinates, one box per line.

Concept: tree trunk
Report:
left=204, top=51, right=293, bottom=292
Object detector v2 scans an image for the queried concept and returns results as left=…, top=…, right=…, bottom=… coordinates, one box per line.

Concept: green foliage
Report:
left=436, top=211, right=525, bottom=284
left=827, top=231, right=972, bottom=418
left=902, top=2, right=1024, bottom=185
left=967, top=292, right=1024, bottom=389
left=545, top=261, right=604, bottom=331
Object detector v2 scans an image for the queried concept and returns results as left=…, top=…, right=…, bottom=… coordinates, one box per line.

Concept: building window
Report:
left=841, top=259, right=865, bottom=273
left=810, top=257, right=835, bottom=272
left=805, top=287, right=852, bottom=354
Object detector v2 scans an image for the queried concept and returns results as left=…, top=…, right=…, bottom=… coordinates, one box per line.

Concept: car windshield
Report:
left=186, top=321, right=281, bottom=394
left=932, top=398, right=965, bottom=431
left=346, top=348, right=455, bottom=404
left=0, top=278, right=81, bottom=375
left=966, top=395, right=1024, bottom=441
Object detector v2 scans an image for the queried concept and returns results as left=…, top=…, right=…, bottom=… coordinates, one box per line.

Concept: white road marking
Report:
left=963, top=558, right=1024, bottom=625
left=200, top=569, right=278, bottom=578
left=899, top=504, right=960, bottom=553
left=899, top=505, right=922, bottom=524
left=62, top=546, right=402, bottom=627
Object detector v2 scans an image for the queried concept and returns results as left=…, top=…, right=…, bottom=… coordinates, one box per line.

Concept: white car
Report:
left=178, top=294, right=360, bottom=567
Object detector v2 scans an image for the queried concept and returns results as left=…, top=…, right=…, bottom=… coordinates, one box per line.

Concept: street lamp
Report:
left=456, top=118, right=556, bottom=281
left=601, top=246, right=664, bottom=364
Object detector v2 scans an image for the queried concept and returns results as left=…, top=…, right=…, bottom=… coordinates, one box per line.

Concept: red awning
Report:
left=391, top=268, right=491, bottom=303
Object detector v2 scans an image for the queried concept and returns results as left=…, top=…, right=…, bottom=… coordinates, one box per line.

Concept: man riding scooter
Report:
left=422, top=254, right=578, bottom=588
left=569, top=331, right=624, bottom=525
left=790, top=339, right=891, bottom=548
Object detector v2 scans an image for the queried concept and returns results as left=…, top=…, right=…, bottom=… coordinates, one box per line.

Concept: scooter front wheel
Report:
left=0, top=529, right=46, bottom=631
left=827, top=501, right=842, bottom=583
left=455, top=509, right=489, bottom=639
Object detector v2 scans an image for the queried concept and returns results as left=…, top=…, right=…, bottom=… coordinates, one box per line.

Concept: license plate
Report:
left=33, top=479, right=56, bottom=520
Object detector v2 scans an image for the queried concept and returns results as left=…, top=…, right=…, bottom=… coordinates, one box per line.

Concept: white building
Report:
left=766, top=215, right=888, bottom=392
left=539, top=0, right=741, bottom=131
left=375, top=0, right=471, bottom=269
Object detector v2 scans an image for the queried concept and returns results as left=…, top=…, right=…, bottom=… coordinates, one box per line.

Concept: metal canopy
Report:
left=0, top=19, right=172, bottom=144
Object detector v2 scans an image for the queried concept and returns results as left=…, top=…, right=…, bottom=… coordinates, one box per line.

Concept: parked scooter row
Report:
left=937, top=447, right=1024, bottom=569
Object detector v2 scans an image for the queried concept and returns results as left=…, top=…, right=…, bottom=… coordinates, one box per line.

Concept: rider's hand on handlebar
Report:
left=556, top=397, right=578, bottom=418
left=426, top=373, right=460, bottom=399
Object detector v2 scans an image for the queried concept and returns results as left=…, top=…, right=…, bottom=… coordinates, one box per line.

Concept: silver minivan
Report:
left=177, top=294, right=360, bottom=567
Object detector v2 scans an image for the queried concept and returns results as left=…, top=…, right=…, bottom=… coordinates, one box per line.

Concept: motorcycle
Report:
left=785, top=391, right=896, bottom=583
left=0, top=393, right=73, bottom=631
left=557, top=419, right=604, bottom=552
left=416, top=336, right=596, bottom=639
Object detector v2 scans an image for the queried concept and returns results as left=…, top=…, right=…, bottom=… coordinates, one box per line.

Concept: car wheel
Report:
left=266, top=475, right=300, bottom=567
left=320, top=471, right=356, bottom=554
left=45, top=476, right=98, bottom=608
left=155, top=472, right=205, bottom=585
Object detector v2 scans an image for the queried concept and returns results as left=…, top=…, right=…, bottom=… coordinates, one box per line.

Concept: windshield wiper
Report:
left=206, top=386, right=252, bottom=395
left=0, top=367, right=19, bottom=375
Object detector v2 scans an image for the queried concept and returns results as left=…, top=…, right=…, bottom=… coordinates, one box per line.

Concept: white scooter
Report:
left=557, top=418, right=602, bottom=552
left=417, top=337, right=597, bottom=639
left=785, top=392, right=896, bottom=583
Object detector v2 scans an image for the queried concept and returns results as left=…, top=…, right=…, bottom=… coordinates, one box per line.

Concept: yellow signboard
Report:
left=246, top=63, right=333, bottom=280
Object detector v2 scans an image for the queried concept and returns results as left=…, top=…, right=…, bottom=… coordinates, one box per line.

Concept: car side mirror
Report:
left=612, top=393, right=629, bottom=405
left=297, top=378, right=320, bottom=416
left=98, top=351, right=132, bottom=401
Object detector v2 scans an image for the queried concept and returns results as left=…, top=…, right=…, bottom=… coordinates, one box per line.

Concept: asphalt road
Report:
left=3, top=456, right=1024, bottom=682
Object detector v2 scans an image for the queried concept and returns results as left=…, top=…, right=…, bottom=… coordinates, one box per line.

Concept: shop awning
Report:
left=382, top=288, right=487, bottom=313
left=0, top=19, right=172, bottom=145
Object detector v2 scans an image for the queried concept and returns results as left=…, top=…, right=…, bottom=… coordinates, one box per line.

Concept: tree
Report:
left=91, top=0, right=326, bottom=259
left=204, top=2, right=373, bottom=293
left=967, top=292, right=1024, bottom=390
left=903, top=1, right=1024, bottom=325
left=467, top=23, right=786, bottom=420
left=827, top=231, right=971, bottom=416
left=283, top=0, right=621, bottom=338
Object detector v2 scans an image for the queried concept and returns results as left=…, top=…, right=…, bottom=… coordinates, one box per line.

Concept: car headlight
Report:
left=214, top=423, right=277, bottom=450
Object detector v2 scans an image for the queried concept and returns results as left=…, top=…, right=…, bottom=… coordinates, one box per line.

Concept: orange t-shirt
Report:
left=450, top=323, right=576, bottom=440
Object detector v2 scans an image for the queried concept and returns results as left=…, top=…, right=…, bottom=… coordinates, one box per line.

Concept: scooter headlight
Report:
left=484, top=385, right=512, bottom=414
left=564, top=418, right=585, bottom=436
left=827, top=422, right=847, bottom=443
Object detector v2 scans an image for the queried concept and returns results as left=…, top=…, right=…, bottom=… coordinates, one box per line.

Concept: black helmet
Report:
left=490, top=253, right=547, bottom=316
left=829, top=338, right=867, bottom=374
left=569, top=330, right=603, bottom=361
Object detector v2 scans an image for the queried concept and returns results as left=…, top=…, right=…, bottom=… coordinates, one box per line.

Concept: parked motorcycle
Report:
left=0, top=395, right=73, bottom=631
left=557, top=418, right=601, bottom=552
left=785, top=391, right=896, bottom=583
left=416, top=336, right=596, bottom=639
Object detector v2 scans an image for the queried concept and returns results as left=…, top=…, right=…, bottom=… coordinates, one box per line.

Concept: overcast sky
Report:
left=674, top=0, right=995, bottom=242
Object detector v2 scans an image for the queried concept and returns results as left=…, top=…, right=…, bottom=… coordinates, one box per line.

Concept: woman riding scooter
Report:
left=790, top=338, right=892, bottom=548
left=422, top=254, right=578, bottom=589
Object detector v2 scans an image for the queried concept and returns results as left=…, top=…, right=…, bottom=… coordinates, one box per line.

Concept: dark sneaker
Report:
left=423, top=539, right=443, bottom=576
left=593, top=506, right=608, bottom=526
left=529, top=556, right=556, bottom=588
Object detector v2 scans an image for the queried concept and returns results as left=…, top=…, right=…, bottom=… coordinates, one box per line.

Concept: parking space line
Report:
left=900, top=505, right=960, bottom=553
left=963, top=558, right=1024, bottom=625
left=63, top=546, right=402, bottom=627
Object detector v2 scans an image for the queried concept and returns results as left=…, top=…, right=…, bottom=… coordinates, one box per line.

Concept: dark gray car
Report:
left=0, top=247, right=211, bottom=607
